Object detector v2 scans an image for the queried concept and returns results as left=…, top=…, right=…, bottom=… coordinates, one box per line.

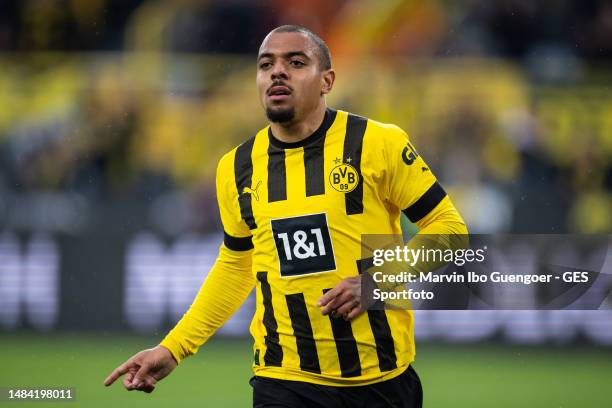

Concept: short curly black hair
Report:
left=267, top=25, right=332, bottom=70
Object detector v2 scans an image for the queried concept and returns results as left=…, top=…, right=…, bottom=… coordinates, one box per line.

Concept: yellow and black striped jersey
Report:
left=212, top=108, right=464, bottom=386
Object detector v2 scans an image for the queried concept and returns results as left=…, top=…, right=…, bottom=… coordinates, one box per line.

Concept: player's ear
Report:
left=321, top=69, right=335, bottom=95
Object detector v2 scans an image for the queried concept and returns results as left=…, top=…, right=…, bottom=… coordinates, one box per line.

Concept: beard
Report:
left=266, top=106, right=295, bottom=123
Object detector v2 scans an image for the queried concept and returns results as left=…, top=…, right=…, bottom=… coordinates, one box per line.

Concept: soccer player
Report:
left=104, top=25, right=467, bottom=407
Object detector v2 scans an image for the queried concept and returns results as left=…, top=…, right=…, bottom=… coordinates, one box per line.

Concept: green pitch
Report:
left=1, top=333, right=611, bottom=407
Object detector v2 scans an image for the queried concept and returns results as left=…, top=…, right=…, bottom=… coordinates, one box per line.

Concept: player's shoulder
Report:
left=340, top=112, right=412, bottom=154
left=339, top=110, right=410, bottom=142
left=217, top=126, right=269, bottom=175
left=367, top=117, right=410, bottom=140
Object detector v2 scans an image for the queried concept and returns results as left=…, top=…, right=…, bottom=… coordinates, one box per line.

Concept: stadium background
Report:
left=0, top=0, right=610, bottom=406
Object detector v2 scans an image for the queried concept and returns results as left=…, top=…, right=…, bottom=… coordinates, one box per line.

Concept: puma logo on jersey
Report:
left=242, top=180, right=262, bottom=201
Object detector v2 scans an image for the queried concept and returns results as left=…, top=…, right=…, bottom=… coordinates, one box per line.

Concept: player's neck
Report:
left=270, top=104, right=327, bottom=144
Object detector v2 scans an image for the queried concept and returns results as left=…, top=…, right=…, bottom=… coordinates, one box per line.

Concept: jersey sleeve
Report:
left=159, top=242, right=254, bottom=363
left=370, top=125, right=467, bottom=293
left=159, top=151, right=256, bottom=363
left=383, top=126, right=447, bottom=223
left=216, top=151, right=254, bottom=249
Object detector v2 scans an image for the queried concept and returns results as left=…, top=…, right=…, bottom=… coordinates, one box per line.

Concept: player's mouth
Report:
left=268, top=85, right=292, bottom=102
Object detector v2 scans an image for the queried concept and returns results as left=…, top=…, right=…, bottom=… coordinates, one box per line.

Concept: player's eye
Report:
left=259, top=61, right=272, bottom=69
left=290, top=60, right=305, bottom=67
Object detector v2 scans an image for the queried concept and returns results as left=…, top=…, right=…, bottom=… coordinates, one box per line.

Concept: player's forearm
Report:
left=400, top=196, right=469, bottom=277
left=159, top=243, right=254, bottom=363
left=414, top=196, right=467, bottom=235
left=368, top=196, right=468, bottom=292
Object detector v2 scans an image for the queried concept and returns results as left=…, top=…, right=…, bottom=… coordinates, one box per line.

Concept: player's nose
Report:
left=271, top=62, right=289, bottom=80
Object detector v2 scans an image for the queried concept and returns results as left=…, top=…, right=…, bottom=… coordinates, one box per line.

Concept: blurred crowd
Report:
left=0, top=0, right=610, bottom=234
left=1, top=1, right=611, bottom=58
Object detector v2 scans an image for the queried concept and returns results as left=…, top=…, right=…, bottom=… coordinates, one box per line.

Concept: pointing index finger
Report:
left=104, top=361, right=131, bottom=386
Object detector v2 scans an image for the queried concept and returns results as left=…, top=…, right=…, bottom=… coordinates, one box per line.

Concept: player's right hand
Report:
left=103, top=345, right=178, bottom=393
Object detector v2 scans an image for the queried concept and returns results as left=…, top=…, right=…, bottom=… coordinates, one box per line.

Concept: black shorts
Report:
left=250, top=366, right=423, bottom=408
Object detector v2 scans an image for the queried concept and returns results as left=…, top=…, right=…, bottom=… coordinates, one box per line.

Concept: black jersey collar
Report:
left=268, top=108, right=337, bottom=149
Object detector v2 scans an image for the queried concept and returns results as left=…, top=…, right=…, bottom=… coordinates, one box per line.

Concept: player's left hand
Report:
left=317, top=276, right=364, bottom=321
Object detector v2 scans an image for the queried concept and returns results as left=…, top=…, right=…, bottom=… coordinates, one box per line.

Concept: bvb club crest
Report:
left=329, top=161, right=359, bottom=193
